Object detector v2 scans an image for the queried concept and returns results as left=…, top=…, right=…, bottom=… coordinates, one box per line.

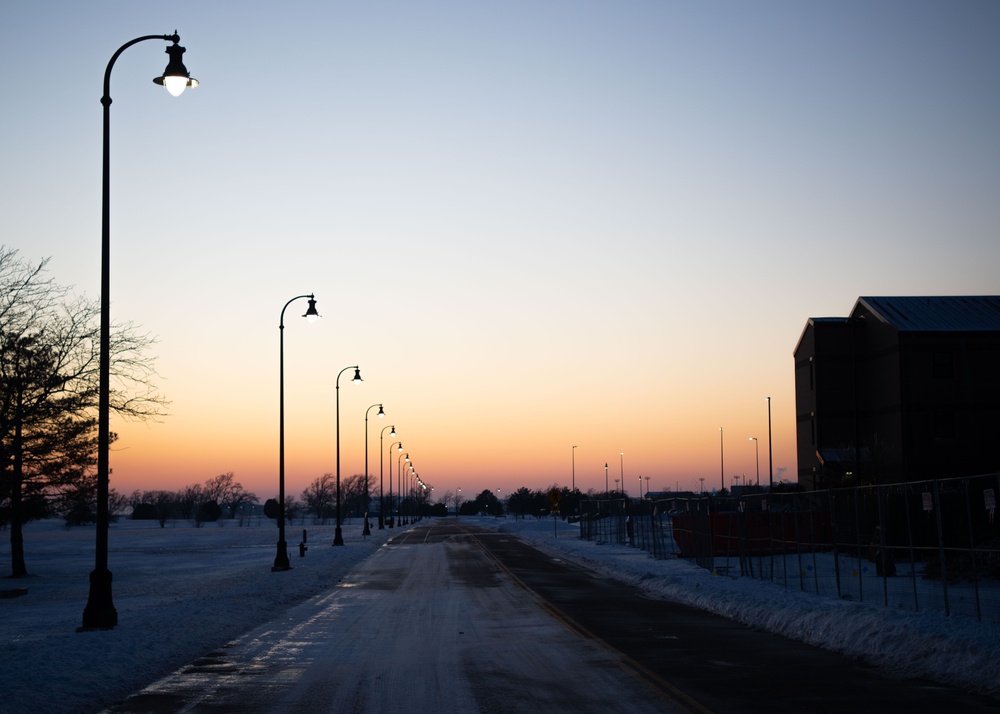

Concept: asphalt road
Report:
left=105, top=521, right=997, bottom=713
left=104, top=521, right=675, bottom=713
left=465, top=522, right=999, bottom=714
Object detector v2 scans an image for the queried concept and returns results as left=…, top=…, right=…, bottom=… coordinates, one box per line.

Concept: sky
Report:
left=2, top=517, right=997, bottom=712
left=3, top=1, right=1000, bottom=503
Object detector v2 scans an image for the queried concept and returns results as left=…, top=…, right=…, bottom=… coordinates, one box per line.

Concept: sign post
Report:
left=547, top=489, right=562, bottom=538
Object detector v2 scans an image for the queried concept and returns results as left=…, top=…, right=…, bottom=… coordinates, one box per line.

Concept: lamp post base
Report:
left=79, top=568, right=117, bottom=631
left=272, top=540, right=291, bottom=571
left=333, top=526, right=344, bottom=546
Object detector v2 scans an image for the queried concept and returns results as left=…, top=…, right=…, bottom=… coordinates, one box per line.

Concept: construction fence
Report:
left=578, top=473, right=1000, bottom=623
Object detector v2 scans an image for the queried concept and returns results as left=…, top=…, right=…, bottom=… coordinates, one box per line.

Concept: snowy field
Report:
left=1, top=516, right=998, bottom=714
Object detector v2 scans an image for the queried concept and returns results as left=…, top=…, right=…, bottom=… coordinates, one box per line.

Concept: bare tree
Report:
left=301, top=474, right=335, bottom=524
left=201, top=472, right=258, bottom=519
left=284, top=495, right=302, bottom=525
left=0, top=247, right=166, bottom=576
left=341, top=473, right=369, bottom=519
left=177, top=484, right=204, bottom=521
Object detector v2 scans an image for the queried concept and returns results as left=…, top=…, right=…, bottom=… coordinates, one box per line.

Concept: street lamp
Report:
left=405, top=462, right=417, bottom=524
left=410, top=470, right=424, bottom=522
left=398, top=452, right=410, bottom=522
left=604, top=462, right=609, bottom=495
left=363, top=403, right=384, bottom=536
left=333, top=366, right=362, bottom=546
left=619, top=452, right=625, bottom=496
left=400, top=459, right=412, bottom=524
left=419, top=477, right=431, bottom=520
left=417, top=474, right=428, bottom=521
left=378, top=425, right=396, bottom=529
left=387, top=440, right=403, bottom=527
left=407, top=470, right=417, bottom=522
left=766, top=396, right=774, bottom=492
left=749, top=437, right=760, bottom=487
left=719, top=427, right=725, bottom=493
left=82, top=32, right=198, bottom=632
left=152, top=37, right=199, bottom=96
left=572, top=445, right=578, bottom=492
left=273, top=294, right=320, bottom=572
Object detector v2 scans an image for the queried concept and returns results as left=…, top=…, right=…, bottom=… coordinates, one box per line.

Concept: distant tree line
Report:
left=285, top=472, right=432, bottom=524
left=128, top=472, right=391, bottom=529
left=438, top=486, right=589, bottom=519
left=128, top=472, right=258, bottom=527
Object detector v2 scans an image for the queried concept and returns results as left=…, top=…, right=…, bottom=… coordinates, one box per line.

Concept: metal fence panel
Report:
left=578, top=473, right=1000, bottom=623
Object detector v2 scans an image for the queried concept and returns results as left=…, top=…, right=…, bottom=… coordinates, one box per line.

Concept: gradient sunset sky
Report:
left=4, top=1, right=999, bottom=503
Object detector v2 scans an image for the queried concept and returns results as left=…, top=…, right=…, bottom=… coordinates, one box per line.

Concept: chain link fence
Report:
left=579, top=473, right=1000, bottom=623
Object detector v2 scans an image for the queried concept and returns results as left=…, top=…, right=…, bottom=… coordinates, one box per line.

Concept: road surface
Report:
left=106, top=521, right=997, bottom=713
left=105, top=521, right=676, bottom=713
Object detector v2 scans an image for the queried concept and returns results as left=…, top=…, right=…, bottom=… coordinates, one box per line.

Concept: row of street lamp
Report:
left=82, top=30, right=771, bottom=630
left=82, top=32, right=429, bottom=631
left=577, top=397, right=775, bottom=501
left=275, top=299, right=430, bottom=563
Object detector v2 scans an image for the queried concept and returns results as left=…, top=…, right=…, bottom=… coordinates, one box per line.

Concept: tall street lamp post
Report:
left=378, top=425, right=396, bottom=529
left=387, top=441, right=403, bottom=526
left=274, top=294, right=319, bottom=572
left=619, top=452, right=625, bottom=496
left=401, top=460, right=415, bottom=524
left=363, top=403, right=384, bottom=536
left=749, top=437, right=760, bottom=487
left=414, top=473, right=426, bottom=521
left=571, top=445, right=578, bottom=492
left=405, top=469, right=417, bottom=523
left=604, top=462, right=609, bottom=495
left=398, top=452, right=410, bottom=522
left=333, top=366, right=362, bottom=546
left=82, top=32, right=197, bottom=632
left=404, top=469, right=413, bottom=523
left=766, top=396, right=774, bottom=492
left=719, top=427, right=725, bottom=492
left=399, top=459, right=409, bottom=525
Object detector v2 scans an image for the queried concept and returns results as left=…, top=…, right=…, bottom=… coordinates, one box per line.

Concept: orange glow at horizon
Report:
left=110, top=368, right=800, bottom=502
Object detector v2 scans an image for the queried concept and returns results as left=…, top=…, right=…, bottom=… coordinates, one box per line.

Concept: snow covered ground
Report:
left=1, top=516, right=998, bottom=714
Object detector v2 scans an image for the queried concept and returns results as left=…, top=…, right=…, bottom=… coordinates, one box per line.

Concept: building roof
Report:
left=856, top=296, right=1000, bottom=332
